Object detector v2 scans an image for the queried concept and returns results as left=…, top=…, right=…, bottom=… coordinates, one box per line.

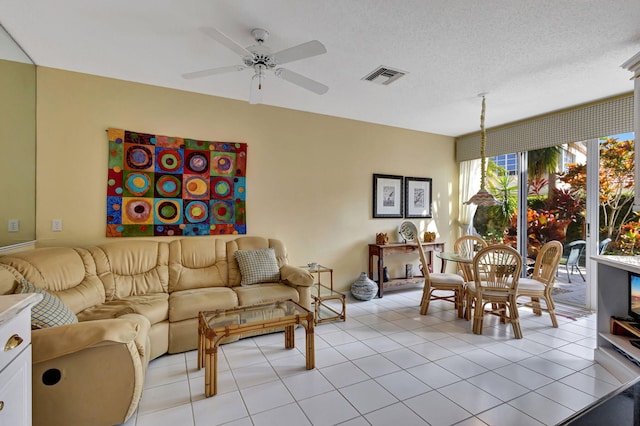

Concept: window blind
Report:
left=455, top=93, right=634, bottom=162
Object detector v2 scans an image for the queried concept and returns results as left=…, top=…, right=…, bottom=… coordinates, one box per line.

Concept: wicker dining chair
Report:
left=516, top=240, right=563, bottom=327
left=405, top=222, right=466, bottom=318
left=466, top=244, right=523, bottom=338
left=454, top=235, right=488, bottom=282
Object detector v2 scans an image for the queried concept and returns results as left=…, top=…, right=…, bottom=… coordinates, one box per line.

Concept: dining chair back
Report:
left=405, top=222, right=466, bottom=318
left=517, top=240, right=563, bottom=327
left=467, top=244, right=523, bottom=338
left=454, top=235, right=488, bottom=282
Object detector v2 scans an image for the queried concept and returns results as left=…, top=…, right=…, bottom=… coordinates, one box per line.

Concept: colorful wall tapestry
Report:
left=106, top=128, right=247, bottom=237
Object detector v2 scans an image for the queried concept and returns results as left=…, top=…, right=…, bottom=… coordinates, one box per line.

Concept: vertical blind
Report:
left=455, top=93, right=634, bottom=162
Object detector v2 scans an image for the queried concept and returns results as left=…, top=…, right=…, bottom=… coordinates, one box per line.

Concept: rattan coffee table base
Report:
left=197, top=301, right=314, bottom=397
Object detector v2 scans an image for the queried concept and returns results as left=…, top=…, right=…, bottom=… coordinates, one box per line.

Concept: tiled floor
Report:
left=119, top=288, right=622, bottom=426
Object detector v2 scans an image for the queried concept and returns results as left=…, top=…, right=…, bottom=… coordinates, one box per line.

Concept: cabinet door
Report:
left=0, top=345, right=32, bottom=426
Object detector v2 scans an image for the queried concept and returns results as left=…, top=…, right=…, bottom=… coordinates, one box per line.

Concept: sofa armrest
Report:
left=280, top=264, right=314, bottom=287
left=32, top=317, right=144, bottom=364
left=31, top=318, right=149, bottom=426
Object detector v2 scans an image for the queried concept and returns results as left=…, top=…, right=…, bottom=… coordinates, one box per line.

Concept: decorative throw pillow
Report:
left=14, top=279, right=78, bottom=329
left=234, top=248, right=281, bottom=286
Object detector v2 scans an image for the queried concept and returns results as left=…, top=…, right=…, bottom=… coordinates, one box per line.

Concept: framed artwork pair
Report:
left=372, top=174, right=432, bottom=219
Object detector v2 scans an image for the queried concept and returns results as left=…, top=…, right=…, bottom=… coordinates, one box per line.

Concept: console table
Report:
left=368, top=242, right=445, bottom=298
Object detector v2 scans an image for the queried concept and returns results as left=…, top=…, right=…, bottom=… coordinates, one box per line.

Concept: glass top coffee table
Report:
left=197, top=300, right=315, bottom=397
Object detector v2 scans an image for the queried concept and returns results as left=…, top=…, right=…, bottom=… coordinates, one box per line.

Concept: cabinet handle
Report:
left=0, top=400, right=4, bottom=411
left=4, top=334, right=23, bottom=351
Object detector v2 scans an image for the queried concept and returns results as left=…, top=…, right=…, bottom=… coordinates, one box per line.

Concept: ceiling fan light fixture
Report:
left=182, top=27, right=328, bottom=103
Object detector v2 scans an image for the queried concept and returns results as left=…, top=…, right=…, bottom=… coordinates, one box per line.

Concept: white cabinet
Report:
left=0, top=294, right=41, bottom=426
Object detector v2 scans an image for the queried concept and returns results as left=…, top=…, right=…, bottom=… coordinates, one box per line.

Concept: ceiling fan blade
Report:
left=249, top=74, right=263, bottom=105
left=200, top=27, right=253, bottom=58
left=181, top=65, right=246, bottom=80
left=271, top=40, right=327, bottom=65
left=274, top=68, right=328, bottom=95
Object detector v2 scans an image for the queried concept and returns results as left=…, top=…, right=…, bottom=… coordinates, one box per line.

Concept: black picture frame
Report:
left=373, top=174, right=404, bottom=218
left=404, top=176, right=433, bottom=218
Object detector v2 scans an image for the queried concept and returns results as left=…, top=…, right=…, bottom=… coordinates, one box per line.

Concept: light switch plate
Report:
left=8, top=219, right=19, bottom=232
left=52, top=219, right=63, bottom=232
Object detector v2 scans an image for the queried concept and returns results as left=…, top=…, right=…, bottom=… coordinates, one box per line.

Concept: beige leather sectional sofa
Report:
left=0, top=236, right=314, bottom=426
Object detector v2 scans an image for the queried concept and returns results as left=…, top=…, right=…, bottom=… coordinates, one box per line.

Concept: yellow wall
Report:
left=0, top=59, right=36, bottom=247
left=35, top=67, right=459, bottom=292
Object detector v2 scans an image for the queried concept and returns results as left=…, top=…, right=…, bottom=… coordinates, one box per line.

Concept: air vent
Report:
left=362, top=66, right=407, bottom=85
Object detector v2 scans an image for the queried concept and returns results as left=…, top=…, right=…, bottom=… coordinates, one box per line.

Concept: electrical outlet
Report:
left=8, top=219, right=19, bottom=232
left=52, top=219, right=63, bottom=232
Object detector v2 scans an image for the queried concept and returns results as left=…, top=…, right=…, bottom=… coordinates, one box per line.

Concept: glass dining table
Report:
left=436, top=251, right=475, bottom=281
left=437, top=250, right=535, bottom=281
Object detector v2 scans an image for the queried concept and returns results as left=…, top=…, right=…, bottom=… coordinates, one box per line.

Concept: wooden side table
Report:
left=368, top=242, right=446, bottom=297
left=302, top=265, right=346, bottom=324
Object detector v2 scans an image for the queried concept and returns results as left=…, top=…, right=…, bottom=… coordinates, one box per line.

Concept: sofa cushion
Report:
left=233, top=283, right=299, bottom=307
left=234, top=248, right=281, bottom=286
left=76, top=293, right=169, bottom=325
left=14, top=279, right=78, bottom=329
left=169, top=287, right=238, bottom=322
left=168, top=238, right=228, bottom=292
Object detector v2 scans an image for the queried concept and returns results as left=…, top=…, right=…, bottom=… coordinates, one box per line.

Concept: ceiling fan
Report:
left=182, top=27, right=328, bottom=104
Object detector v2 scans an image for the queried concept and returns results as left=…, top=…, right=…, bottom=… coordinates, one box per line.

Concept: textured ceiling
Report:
left=1, top=0, right=639, bottom=136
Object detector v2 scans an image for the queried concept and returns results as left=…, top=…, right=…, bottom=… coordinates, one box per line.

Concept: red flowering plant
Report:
left=504, top=208, right=572, bottom=258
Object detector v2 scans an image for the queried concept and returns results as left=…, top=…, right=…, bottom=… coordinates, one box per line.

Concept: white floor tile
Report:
left=438, top=380, right=502, bottom=414
left=319, top=361, right=369, bottom=388
left=493, top=364, right=555, bottom=390
left=282, top=369, right=334, bottom=400
left=269, top=352, right=310, bottom=378
left=137, top=379, right=192, bottom=415
left=337, top=416, right=372, bottom=426
left=361, top=334, right=405, bottom=353
left=466, top=371, right=529, bottom=401
left=374, top=370, right=432, bottom=400
left=136, top=403, right=194, bottom=426
left=382, top=347, right=430, bottom=368
left=339, top=379, right=398, bottom=414
left=298, top=390, right=360, bottom=426
left=535, top=381, right=598, bottom=411
left=407, top=362, right=462, bottom=389
left=365, top=402, right=429, bottom=426
left=240, top=380, right=294, bottom=414
left=192, top=390, right=248, bottom=425
left=334, top=341, right=378, bottom=360
left=459, top=348, right=512, bottom=370
left=345, top=325, right=384, bottom=340
left=559, top=371, right=620, bottom=398
left=477, top=403, right=543, bottom=426
left=435, top=355, right=488, bottom=379
left=189, top=368, right=238, bottom=400
left=579, top=363, right=622, bottom=386
left=435, top=336, right=479, bottom=354
left=483, top=342, right=535, bottom=362
left=145, top=359, right=190, bottom=389
left=353, top=353, right=401, bottom=377
left=250, top=402, right=312, bottom=426
left=409, top=341, right=456, bottom=361
left=321, top=330, right=359, bottom=346
left=314, top=346, right=350, bottom=368
left=231, top=361, right=280, bottom=389
left=537, top=349, right=595, bottom=371
left=405, top=390, right=471, bottom=425
left=508, top=392, right=574, bottom=425
left=516, top=355, right=575, bottom=380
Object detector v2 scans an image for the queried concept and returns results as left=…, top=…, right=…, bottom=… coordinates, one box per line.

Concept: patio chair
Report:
left=466, top=244, right=523, bottom=338
left=559, top=240, right=586, bottom=283
left=516, top=240, right=563, bottom=327
left=599, top=238, right=612, bottom=255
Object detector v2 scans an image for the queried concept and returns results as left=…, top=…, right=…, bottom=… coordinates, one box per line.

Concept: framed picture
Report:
left=404, top=177, right=432, bottom=218
left=373, top=174, right=404, bottom=218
